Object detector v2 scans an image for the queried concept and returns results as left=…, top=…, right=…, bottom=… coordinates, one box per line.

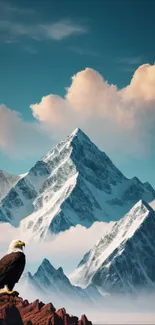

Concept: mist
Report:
left=15, top=282, right=155, bottom=324
left=0, top=221, right=113, bottom=274
left=1, top=221, right=155, bottom=324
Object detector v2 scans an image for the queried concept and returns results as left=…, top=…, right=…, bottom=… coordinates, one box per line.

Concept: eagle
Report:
left=0, top=240, right=26, bottom=295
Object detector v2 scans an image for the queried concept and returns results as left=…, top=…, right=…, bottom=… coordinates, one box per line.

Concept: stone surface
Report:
left=0, top=293, right=92, bottom=325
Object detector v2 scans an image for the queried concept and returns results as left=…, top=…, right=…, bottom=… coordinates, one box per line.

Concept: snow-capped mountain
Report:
left=0, top=171, right=22, bottom=203
left=17, top=258, right=102, bottom=309
left=0, top=128, right=155, bottom=239
left=70, top=200, right=155, bottom=294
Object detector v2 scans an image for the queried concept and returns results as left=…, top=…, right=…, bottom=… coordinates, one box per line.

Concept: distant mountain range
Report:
left=70, top=200, right=155, bottom=294
left=17, top=258, right=103, bottom=310
left=0, top=128, right=155, bottom=298
left=19, top=197, right=155, bottom=306
left=0, top=128, right=154, bottom=241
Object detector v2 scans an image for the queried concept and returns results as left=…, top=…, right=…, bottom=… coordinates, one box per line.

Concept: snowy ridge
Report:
left=20, top=173, right=78, bottom=240
left=0, top=128, right=155, bottom=239
left=70, top=200, right=155, bottom=293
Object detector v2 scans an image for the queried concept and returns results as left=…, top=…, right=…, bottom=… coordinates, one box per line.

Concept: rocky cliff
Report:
left=0, top=293, right=92, bottom=325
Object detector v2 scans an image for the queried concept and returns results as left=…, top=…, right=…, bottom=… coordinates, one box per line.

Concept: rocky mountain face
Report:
left=70, top=200, right=155, bottom=294
left=0, top=128, right=154, bottom=239
left=0, top=293, right=92, bottom=325
left=17, top=258, right=102, bottom=309
left=0, top=171, right=21, bottom=203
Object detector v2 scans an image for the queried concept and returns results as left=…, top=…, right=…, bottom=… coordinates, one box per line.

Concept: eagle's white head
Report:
left=7, top=239, right=25, bottom=254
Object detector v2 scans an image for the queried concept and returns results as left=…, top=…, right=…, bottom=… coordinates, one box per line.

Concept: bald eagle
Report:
left=0, top=240, right=26, bottom=294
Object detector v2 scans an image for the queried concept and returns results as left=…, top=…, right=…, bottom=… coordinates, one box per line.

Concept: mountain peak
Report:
left=71, top=127, right=83, bottom=136
left=1, top=126, right=155, bottom=237
left=71, top=199, right=155, bottom=291
left=40, top=259, right=65, bottom=275
left=57, top=266, right=64, bottom=273
left=35, top=258, right=57, bottom=278
left=131, top=199, right=154, bottom=213
left=69, top=127, right=90, bottom=143
left=42, top=258, right=52, bottom=267
left=25, top=271, right=33, bottom=280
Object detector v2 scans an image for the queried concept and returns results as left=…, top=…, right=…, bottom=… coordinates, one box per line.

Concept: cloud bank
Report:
left=0, top=221, right=113, bottom=274
left=31, top=63, right=155, bottom=158
left=1, top=63, right=155, bottom=161
left=0, top=104, right=51, bottom=158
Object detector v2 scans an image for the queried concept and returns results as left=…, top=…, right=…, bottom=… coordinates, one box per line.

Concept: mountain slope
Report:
left=0, top=171, right=22, bottom=203
left=70, top=200, right=155, bottom=293
left=0, top=128, right=155, bottom=238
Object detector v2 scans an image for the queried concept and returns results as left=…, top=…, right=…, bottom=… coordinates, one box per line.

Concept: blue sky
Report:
left=0, top=0, right=155, bottom=188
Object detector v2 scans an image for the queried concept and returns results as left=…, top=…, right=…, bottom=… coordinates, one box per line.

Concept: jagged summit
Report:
left=18, top=258, right=101, bottom=309
left=69, top=128, right=94, bottom=146
left=36, top=258, right=56, bottom=275
left=38, top=259, right=65, bottom=277
left=131, top=199, right=154, bottom=213
left=0, top=129, right=155, bottom=238
left=70, top=127, right=86, bottom=138
left=23, top=271, right=34, bottom=281
left=42, top=127, right=95, bottom=164
left=70, top=199, right=155, bottom=292
left=42, top=258, right=51, bottom=266
left=27, top=271, right=33, bottom=278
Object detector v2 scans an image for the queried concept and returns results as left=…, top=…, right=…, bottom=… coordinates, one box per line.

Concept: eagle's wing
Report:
left=0, top=252, right=25, bottom=286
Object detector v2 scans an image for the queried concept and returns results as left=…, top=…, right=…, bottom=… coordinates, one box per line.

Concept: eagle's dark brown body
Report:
left=0, top=252, right=25, bottom=290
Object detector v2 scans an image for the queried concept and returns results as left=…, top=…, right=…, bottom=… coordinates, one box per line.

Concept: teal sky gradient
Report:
left=0, top=0, right=155, bottom=187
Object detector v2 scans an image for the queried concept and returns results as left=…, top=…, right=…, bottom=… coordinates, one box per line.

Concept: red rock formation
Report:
left=0, top=293, right=92, bottom=325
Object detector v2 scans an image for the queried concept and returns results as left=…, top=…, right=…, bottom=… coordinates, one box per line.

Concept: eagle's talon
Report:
left=7, top=290, right=16, bottom=295
left=0, top=289, right=16, bottom=295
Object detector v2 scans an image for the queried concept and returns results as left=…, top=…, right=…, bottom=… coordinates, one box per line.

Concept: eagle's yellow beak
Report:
left=17, top=241, right=25, bottom=247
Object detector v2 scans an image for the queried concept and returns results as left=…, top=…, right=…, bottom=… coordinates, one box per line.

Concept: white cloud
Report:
left=1, top=64, right=155, bottom=161
left=0, top=104, right=50, bottom=158
left=0, top=1, right=88, bottom=43
left=0, top=221, right=113, bottom=274
left=40, top=20, right=88, bottom=40
left=0, top=19, right=88, bottom=42
left=31, top=64, right=155, bottom=158
left=123, top=63, right=155, bottom=101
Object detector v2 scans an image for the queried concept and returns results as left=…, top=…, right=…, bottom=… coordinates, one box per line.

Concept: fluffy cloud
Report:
left=31, top=64, right=155, bottom=157
left=123, top=63, right=155, bottom=101
left=0, top=221, right=113, bottom=274
left=0, top=104, right=50, bottom=158
left=1, top=64, right=155, bottom=160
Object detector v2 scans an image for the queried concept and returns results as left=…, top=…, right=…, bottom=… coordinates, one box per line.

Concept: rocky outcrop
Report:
left=0, top=293, right=92, bottom=325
